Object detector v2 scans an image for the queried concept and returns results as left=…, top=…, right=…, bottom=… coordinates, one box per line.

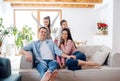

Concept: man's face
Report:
left=38, top=28, right=47, bottom=41
left=61, top=22, right=68, bottom=29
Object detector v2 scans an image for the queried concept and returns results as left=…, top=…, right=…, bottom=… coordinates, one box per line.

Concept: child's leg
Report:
left=61, top=57, right=65, bottom=67
left=56, top=56, right=61, bottom=64
left=56, top=56, right=62, bottom=68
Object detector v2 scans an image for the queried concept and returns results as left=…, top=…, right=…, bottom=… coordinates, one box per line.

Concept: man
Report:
left=19, top=27, right=75, bottom=81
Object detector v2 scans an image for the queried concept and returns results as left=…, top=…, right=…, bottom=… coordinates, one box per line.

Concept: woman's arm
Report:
left=60, top=40, right=74, bottom=55
left=31, top=13, right=43, bottom=27
left=51, top=13, right=59, bottom=28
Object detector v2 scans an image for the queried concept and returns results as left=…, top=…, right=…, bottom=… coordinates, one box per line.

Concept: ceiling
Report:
left=4, top=0, right=103, bottom=8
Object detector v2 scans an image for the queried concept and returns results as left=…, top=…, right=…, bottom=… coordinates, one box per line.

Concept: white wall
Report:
left=0, top=0, right=14, bottom=27
left=1, top=0, right=113, bottom=48
left=0, top=0, right=4, bottom=18
left=62, top=0, right=113, bottom=48
left=113, top=0, right=120, bottom=52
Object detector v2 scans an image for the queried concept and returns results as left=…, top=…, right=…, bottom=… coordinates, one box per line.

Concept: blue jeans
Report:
left=65, top=51, right=86, bottom=70
left=36, top=60, right=59, bottom=78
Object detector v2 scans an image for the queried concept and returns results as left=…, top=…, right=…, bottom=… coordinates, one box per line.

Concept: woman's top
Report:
left=60, top=40, right=77, bottom=55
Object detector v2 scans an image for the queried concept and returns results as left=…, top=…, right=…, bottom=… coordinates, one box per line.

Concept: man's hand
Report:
left=25, top=51, right=32, bottom=62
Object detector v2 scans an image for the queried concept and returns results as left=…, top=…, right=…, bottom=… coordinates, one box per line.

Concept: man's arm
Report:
left=19, top=49, right=32, bottom=62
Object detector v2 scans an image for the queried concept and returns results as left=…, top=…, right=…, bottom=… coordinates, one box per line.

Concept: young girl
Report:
left=32, top=13, right=59, bottom=39
left=58, top=28, right=100, bottom=70
left=55, top=20, right=69, bottom=68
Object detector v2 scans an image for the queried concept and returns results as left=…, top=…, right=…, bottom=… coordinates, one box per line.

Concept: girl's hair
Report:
left=60, top=20, right=67, bottom=26
left=60, top=28, right=77, bottom=48
left=44, top=16, right=51, bottom=33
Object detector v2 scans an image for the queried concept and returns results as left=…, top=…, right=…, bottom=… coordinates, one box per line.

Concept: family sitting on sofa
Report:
left=19, top=17, right=100, bottom=81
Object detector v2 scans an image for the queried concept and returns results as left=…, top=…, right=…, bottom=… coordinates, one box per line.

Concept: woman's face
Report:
left=43, top=19, right=49, bottom=27
left=61, top=30, right=68, bottom=40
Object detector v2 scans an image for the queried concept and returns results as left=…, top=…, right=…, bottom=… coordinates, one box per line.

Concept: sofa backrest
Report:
left=77, top=45, right=112, bottom=58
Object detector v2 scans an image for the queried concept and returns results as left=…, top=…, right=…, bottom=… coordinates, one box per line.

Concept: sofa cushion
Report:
left=77, top=45, right=102, bottom=58
left=90, top=46, right=110, bottom=65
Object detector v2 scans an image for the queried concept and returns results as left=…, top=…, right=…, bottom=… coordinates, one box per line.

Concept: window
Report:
left=14, top=9, right=62, bottom=40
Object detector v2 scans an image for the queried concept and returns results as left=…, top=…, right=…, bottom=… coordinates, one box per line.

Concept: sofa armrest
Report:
left=20, top=55, right=33, bottom=69
left=107, top=52, right=120, bottom=67
left=0, top=57, right=11, bottom=78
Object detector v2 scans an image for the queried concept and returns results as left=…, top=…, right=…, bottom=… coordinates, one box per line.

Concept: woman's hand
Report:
left=69, top=55, right=76, bottom=60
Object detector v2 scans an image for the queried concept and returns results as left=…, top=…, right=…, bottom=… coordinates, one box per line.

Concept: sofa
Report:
left=0, top=57, right=22, bottom=81
left=19, top=45, right=120, bottom=81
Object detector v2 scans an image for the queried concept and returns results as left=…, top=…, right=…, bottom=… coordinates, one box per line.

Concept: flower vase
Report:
left=102, top=31, right=108, bottom=35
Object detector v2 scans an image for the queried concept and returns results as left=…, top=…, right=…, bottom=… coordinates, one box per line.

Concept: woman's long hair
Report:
left=44, top=16, right=51, bottom=33
left=60, top=28, right=77, bottom=48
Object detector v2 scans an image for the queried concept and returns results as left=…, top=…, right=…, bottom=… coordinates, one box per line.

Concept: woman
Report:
left=32, top=13, right=59, bottom=39
left=55, top=20, right=69, bottom=68
left=58, top=28, right=100, bottom=70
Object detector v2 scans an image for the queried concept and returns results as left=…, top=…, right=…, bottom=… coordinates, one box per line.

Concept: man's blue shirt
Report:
left=23, top=39, right=63, bottom=64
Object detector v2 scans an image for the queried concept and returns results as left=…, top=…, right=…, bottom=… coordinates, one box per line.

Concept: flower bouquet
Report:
left=97, top=22, right=108, bottom=35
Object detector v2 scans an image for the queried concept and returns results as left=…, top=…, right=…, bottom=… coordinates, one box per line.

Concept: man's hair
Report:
left=60, top=20, right=67, bottom=26
left=38, top=27, right=48, bottom=32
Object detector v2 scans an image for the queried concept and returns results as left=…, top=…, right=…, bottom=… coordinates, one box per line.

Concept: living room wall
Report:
left=0, top=0, right=113, bottom=49
left=61, top=0, right=113, bottom=48
left=113, top=0, right=120, bottom=52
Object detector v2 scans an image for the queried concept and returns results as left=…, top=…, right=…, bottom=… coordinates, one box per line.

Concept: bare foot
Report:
left=59, top=63, right=63, bottom=69
left=82, top=65, right=101, bottom=69
left=41, top=71, right=52, bottom=81
left=49, top=70, right=58, bottom=81
left=60, top=64, right=65, bottom=69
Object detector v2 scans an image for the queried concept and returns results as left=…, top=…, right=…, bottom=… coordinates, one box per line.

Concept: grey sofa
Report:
left=19, top=45, right=120, bottom=81
left=0, top=57, right=22, bottom=81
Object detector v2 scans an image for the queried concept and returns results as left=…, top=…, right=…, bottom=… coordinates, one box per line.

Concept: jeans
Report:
left=36, top=60, right=59, bottom=78
left=66, top=51, right=86, bottom=70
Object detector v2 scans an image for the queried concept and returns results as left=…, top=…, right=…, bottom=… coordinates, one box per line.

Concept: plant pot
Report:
left=98, top=30, right=108, bottom=35
left=0, top=41, right=2, bottom=47
left=0, top=41, right=2, bottom=54
left=102, top=31, right=108, bottom=35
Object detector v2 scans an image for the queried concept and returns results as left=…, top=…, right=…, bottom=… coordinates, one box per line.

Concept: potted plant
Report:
left=97, top=22, right=108, bottom=35
left=0, top=18, right=34, bottom=55
left=0, top=18, right=16, bottom=54
left=0, top=18, right=13, bottom=47
left=51, top=27, right=58, bottom=40
left=15, top=25, right=35, bottom=49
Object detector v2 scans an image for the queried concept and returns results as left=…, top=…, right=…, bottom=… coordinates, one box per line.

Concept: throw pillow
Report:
left=90, top=46, right=110, bottom=65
